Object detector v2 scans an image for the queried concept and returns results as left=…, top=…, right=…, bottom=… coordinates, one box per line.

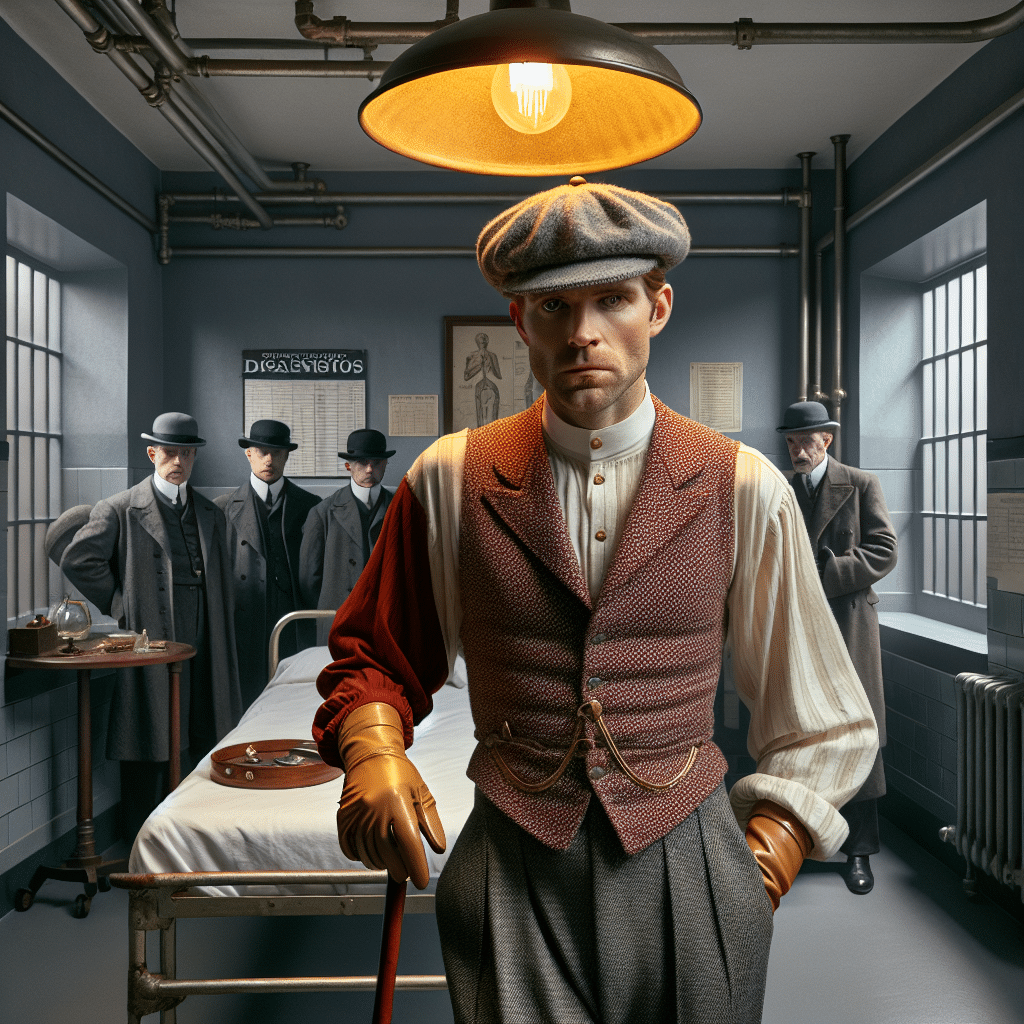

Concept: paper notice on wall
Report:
left=690, top=362, right=743, bottom=433
left=389, top=394, right=439, bottom=437
left=988, top=492, right=1024, bottom=595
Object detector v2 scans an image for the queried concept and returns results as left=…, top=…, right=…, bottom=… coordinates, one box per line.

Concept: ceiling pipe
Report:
left=102, top=0, right=320, bottom=194
left=830, top=134, right=850, bottom=463
left=163, top=244, right=797, bottom=260
left=162, top=189, right=793, bottom=206
left=0, top=98, right=156, bottom=233
left=282, top=1, right=1024, bottom=50
left=796, top=152, right=814, bottom=402
left=52, top=0, right=274, bottom=229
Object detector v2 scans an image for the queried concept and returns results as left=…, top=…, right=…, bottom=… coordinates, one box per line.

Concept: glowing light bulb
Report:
left=491, top=63, right=572, bottom=135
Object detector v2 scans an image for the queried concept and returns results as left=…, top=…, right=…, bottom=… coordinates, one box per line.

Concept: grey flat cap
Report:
left=45, top=505, right=93, bottom=565
left=477, top=176, right=690, bottom=295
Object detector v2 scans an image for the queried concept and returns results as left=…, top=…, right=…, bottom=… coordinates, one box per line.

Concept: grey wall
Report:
left=163, top=167, right=814, bottom=491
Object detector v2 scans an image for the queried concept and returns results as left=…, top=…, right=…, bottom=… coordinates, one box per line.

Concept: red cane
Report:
left=371, top=873, right=408, bottom=1024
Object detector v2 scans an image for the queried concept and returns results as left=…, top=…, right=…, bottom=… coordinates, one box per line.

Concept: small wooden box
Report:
left=8, top=622, right=60, bottom=656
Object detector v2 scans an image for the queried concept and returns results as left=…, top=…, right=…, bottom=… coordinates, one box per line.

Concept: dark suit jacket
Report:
left=796, top=457, right=897, bottom=799
left=218, top=478, right=322, bottom=705
left=299, top=483, right=393, bottom=645
left=61, top=479, right=241, bottom=761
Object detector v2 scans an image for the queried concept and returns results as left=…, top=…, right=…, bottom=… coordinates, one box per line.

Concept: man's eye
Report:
left=603, top=294, right=623, bottom=307
left=541, top=299, right=563, bottom=312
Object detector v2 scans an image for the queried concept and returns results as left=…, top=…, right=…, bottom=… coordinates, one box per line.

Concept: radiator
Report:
left=944, top=672, right=1024, bottom=899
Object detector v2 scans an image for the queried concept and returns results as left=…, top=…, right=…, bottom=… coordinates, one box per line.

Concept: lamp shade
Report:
left=358, top=3, right=702, bottom=176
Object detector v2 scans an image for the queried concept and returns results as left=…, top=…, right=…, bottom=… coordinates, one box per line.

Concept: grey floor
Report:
left=1, top=817, right=1022, bottom=1024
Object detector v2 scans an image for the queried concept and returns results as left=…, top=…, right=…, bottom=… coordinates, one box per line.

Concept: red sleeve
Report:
left=312, top=478, right=450, bottom=766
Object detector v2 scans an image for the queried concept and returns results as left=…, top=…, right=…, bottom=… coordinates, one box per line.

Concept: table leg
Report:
left=168, top=662, right=182, bottom=792
left=70, top=668, right=96, bottom=864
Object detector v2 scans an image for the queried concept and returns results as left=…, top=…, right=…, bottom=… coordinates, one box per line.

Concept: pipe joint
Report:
left=190, top=56, right=210, bottom=78
left=735, top=17, right=755, bottom=49
left=330, top=205, right=348, bottom=230
left=84, top=25, right=112, bottom=55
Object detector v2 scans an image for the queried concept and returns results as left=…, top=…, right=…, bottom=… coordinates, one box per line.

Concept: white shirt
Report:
left=152, top=472, right=188, bottom=508
left=249, top=473, right=285, bottom=510
left=405, top=396, right=877, bottom=859
left=808, top=453, right=829, bottom=491
left=349, top=481, right=382, bottom=510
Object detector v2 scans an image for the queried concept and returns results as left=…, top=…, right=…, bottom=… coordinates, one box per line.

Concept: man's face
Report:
left=511, top=277, right=672, bottom=430
left=245, top=446, right=289, bottom=484
left=786, top=431, right=833, bottom=473
left=148, top=445, right=196, bottom=485
left=346, top=458, right=388, bottom=488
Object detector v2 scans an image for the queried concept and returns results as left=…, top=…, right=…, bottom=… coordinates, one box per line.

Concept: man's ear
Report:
left=823, top=432, right=834, bottom=450
left=509, top=300, right=529, bottom=345
left=648, top=284, right=673, bottom=337
left=146, top=446, right=157, bottom=466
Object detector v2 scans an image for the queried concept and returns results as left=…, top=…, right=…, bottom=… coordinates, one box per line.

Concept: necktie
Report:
left=265, top=489, right=274, bottom=511
left=366, top=491, right=374, bottom=511
left=796, top=473, right=813, bottom=500
left=173, top=489, right=182, bottom=514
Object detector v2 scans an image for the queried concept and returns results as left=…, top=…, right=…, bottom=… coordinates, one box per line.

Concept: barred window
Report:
left=6, top=253, right=62, bottom=626
left=921, top=260, right=986, bottom=609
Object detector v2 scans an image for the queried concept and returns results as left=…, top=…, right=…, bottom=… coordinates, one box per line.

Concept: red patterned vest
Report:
left=459, top=397, right=740, bottom=854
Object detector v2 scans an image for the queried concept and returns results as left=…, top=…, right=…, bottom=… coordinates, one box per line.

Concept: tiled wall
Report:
left=879, top=651, right=957, bottom=826
left=1, top=465, right=127, bottom=879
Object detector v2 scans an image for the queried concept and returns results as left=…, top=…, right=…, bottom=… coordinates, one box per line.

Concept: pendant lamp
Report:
left=358, top=0, right=702, bottom=176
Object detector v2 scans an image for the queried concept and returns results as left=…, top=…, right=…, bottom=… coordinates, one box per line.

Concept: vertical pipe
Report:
left=797, top=152, right=815, bottom=401
left=831, top=134, right=850, bottom=462
left=813, top=248, right=826, bottom=402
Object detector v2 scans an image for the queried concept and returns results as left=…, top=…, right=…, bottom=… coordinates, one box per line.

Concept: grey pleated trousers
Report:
left=436, top=784, right=773, bottom=1024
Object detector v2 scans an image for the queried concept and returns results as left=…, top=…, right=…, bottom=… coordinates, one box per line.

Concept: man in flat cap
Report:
left=313, top=179, right=878, bottom=1023
left=781, top=400, right=898, bottom=896
left=299, top=428, right=395, bottom=645
left=218, top=420, right=322, bottom=707
left=61, top=412, right=241, bottom=835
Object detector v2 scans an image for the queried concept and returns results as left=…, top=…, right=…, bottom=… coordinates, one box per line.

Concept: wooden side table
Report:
left=6, top=639, right=196, bottom=918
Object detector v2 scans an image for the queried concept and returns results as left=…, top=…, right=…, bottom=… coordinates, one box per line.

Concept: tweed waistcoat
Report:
left=459, top=398, right=739, bottom=854
left=157, top=494, right=205, bottom=584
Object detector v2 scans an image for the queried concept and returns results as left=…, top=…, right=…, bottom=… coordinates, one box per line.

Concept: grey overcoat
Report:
left=60, top=479, right=242, bottom=762
left=218, top=479, right=322, bottom=703
left=808, top=458, right=897, bottom=800
left=299, top=484, right=393, bottom=644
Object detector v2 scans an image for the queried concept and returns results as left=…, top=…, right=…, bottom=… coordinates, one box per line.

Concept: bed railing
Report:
left=109, top=869, right=446, bottom=1024
left=268, top=609, right=337, bottom=678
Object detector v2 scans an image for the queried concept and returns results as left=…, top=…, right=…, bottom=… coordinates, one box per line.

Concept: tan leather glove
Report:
left=745, top=800, right=813, bottom=912
left=336, top=702, right=446, bottom=889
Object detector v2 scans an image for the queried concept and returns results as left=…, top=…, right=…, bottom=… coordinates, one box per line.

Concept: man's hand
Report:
left=336, top=702, right=445, bottom=890
left=745, top=800, right=813, bottom=912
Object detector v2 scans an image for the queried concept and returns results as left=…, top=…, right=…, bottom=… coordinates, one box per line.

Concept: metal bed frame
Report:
left=109, top=610, right=449, bottom=1023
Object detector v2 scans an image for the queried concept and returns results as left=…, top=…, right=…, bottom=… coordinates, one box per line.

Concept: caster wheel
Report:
left=14, top=888, right=35, bottom=912
left=97, top=876, right=111, bottom=893
left=72, top=893, right=92, bottom=919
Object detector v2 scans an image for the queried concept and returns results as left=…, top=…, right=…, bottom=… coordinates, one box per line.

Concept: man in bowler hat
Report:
left=313, top=179, right=878, bottom=1023
left=780, top=400, right=898, bottom=895
left=61, top=412, right=241, bottom=835
left=299, top=428, right=395, bottom=644
left=217, top=419, right=322, bottom=707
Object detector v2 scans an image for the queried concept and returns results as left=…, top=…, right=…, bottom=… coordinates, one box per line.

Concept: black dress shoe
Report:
left=843, top=855, right=874, bottom=894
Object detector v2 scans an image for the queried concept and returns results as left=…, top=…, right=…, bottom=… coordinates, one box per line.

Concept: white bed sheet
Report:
left=129, top=646, right=476, bottom=895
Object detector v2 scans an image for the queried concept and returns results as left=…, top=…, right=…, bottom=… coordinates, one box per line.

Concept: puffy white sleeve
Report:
left=726, top=445, right=879, bottom=859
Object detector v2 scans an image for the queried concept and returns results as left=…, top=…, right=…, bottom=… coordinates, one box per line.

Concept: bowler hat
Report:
left=141, top=412, right=206, bottom=447
left=45, top=505, right=93, bottom=566
left=777, top=401, right=840, bottom=434
left=477, top=176, right=690, bottom=296
left=239, top=419, right=298, bottom=451
left=341, top=429, right=395, bottom=460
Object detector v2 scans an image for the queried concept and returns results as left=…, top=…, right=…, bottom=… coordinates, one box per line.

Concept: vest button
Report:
left=588, top=766, right=606, bottom=781
left=595, top=530, right=607, bottom=542
left=587, top=676, right=602, bottom=689
left=590, top=633, right=606, bottom=645
left=590, top=437, right=602, bottom=450
left=593, top=474, right=605, bottom=485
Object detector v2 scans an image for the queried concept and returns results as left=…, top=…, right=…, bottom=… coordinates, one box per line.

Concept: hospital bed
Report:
left=111, top=611, right=476, bottom=1023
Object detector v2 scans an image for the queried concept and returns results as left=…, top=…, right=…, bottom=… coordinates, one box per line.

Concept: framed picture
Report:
left=444, top=316, right=542, bottom=433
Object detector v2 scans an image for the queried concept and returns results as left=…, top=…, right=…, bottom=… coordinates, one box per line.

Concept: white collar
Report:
left=541, top=383, right=655, bottom=464
left=250, top=473, right=285, bottom=507
left=152, top=472, right=188, bottom=506
left=808, top=454, right=829, bottom=490
left=350, top=481, right=380, bottom=508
